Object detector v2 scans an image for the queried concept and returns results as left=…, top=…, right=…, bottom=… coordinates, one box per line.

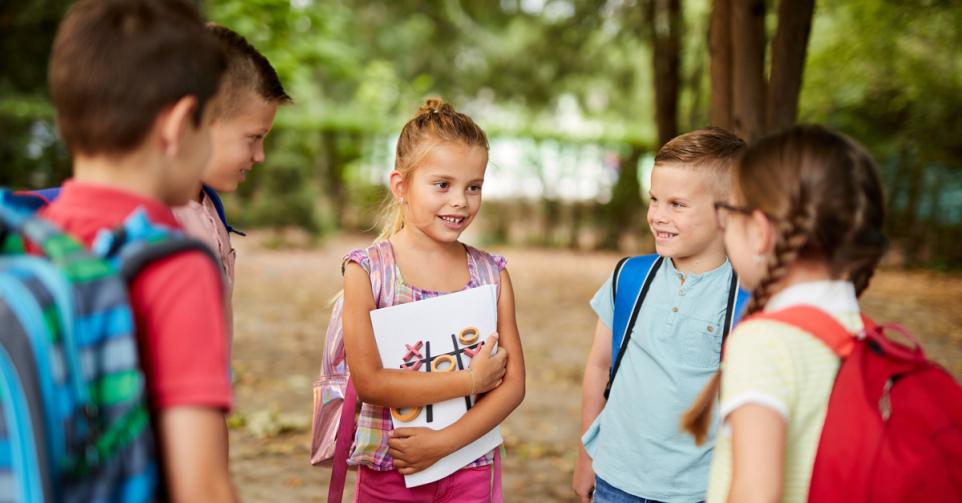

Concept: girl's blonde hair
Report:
left=682, top=125, right=888, bottom=444
left=374, top=97, right=489, bottom=242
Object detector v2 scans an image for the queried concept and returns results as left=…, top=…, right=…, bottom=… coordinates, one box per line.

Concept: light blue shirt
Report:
left=583, top=258, right=733, bottom=503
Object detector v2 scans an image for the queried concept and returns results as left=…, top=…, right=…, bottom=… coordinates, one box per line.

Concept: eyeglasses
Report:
left=713, top=201, right=754, bottom=230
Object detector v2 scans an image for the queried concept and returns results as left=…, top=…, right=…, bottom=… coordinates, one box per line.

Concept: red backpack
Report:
left=756, top=306, right=962, bottom=502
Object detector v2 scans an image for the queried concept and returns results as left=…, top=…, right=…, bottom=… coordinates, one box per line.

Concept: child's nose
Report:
left=252, top=143, right=266, bottom=164
left=651, top=204, right=669, bottom=223
left=450, top=192, right=468, bottom=208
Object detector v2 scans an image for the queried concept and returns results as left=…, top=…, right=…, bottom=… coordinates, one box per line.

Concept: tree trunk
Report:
left=730, top=0, right=766, bottom=143
left=767, top=0, right=815, bottom=132
left=709, top=0, right=733, bottom=130
left=649, top=0, right=682, bottom=147
left=600, top=146, right=645, bottom=251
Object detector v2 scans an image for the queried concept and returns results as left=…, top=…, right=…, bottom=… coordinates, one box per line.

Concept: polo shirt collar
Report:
left=765, top=280, right=859, bottom=315
left=666, top=255, right=730, bottom=286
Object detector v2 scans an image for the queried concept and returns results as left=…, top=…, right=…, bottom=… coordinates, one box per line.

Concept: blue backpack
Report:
left=0, top=190, right=219, bottom=502
left=604, top=254, right=751, bottom=399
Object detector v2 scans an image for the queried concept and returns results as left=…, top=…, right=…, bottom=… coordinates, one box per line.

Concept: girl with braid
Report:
left=683, top=125, right=888, bottom=502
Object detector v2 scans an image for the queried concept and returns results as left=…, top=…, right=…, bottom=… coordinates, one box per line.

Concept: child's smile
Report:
left=647, top=164, right=726, bottom=273
left=653, top=229, right=679, bottom=241
left=396, top=142, right=488, bottom=244
left=438, top=214, right=468, bottom=229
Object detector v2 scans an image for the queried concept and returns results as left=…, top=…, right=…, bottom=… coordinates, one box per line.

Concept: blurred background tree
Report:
left=1, top=0, right=960, bottom=266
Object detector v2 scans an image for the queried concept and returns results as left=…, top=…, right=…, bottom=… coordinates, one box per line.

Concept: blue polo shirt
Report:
left=583, top=258, right=733, bottom=502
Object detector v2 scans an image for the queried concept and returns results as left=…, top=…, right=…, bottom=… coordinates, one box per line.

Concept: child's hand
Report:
left=572, top=454, right=596, bottom=503
left=468, top=334, right=507, bottom=394
left=388, top=427, right=451, bottom=474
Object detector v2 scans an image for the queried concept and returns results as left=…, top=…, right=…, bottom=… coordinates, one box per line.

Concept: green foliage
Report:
left=801, top=0, right=962, bottom=266
left=1, top=0, right=959, bottom=265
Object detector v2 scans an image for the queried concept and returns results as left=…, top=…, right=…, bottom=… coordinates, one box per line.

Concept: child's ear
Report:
left=157, top=96, right=199, bottom=159
left=389, top=170, right=407, bottom=201
left=752, top=209, right=776, bottom=256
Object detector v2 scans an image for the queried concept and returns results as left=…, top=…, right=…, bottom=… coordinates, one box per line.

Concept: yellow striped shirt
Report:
left=707, top=281, right=863, bottom=503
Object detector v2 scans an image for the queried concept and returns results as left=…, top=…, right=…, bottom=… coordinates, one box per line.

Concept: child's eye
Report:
left=434, top=181, right=449, bottom=190
left=468, top=184, right=482, bottom=192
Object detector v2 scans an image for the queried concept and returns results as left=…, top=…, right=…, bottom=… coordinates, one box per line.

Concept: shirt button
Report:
left=679, top=289, right=685, bottom=296
left=707, top=325, right=714, bottom=333
left=672, top=307, right=679, bottom=313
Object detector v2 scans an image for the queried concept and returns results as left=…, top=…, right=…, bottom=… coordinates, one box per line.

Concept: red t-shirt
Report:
left=40, top=180, right=232, bottom=412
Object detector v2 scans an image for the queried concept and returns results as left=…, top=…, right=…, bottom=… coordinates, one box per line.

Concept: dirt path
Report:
left=227, top=233, right=962, bottom=502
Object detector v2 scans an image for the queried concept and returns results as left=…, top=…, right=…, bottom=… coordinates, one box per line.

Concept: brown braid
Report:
left=682, top=125, right=887, bottom=445
left=839, top=140, right=888, bottom=297
left=682, top=206, right=816, bottom=445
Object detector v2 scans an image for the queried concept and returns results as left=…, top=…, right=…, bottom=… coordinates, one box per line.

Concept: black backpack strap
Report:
left=611, top=256, right=630, bottom=301
left=722, top=270, right=739, bottom=343
left=604, top=256, right=664, bottom=400
left=115, top=234, right=222, bottom=285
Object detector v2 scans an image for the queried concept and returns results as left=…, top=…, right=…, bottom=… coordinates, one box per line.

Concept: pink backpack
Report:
left=310, top=242, right=397, bottom=466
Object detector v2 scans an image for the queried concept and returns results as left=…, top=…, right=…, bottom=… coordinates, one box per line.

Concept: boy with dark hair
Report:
left=173, top=24, right=291, bottom=342
left=41, top=0, right=236, bottom=500
left=573, top=128, right=748, bottom=503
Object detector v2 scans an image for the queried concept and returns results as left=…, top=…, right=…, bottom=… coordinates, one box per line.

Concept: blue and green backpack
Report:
left=0, top=190, right=219, bottom=502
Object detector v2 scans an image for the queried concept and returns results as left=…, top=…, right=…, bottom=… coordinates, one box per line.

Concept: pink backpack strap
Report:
left=367, top=240, right=397, bottom=307
left=749, top=306, right=859, bottom=357
left=491, top=448, right=503, bottom=503
left=467, top=246, right=506, bottom=294
left=327, top=380, right=357, bottom=503
left=328, top=241, right=396, bottom=502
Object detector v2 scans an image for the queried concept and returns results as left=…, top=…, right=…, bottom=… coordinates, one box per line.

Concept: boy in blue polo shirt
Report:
left=573, top=128, right=747, bottom=503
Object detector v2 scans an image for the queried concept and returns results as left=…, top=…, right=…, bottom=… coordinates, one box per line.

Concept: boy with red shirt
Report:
left=41, top=0, right=236, bottom=500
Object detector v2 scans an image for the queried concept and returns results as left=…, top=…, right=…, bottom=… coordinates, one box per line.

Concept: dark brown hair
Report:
left=208, top=24, right=291, bottom=118
left=683, top=125, right=888, bottom=444
left=655, top=127, right=747, bottom=198
left=376, top=97, right=489, bottom=241
left=49, top=0, right=226, bottom=156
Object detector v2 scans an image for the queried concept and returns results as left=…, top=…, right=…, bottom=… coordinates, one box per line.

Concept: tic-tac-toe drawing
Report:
left=370, top=284, right=503, bottom=487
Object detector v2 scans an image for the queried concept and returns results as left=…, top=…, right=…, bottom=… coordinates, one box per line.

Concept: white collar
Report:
left=764, top=280, right=859, bottom=315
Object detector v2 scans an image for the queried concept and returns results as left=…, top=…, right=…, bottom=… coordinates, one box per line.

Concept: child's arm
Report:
left=387, top=268, right=526, bottom=474
left=342, top=262, right=507, bottom=408
left=572, top=318, right=612, bottom=502
left=157, top=407, right=237, bottom=502
left=726, top=404, right=786, bottom=503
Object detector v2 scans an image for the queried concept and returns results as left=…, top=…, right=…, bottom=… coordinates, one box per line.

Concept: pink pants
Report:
left=353, top=465, right=498, bottom=503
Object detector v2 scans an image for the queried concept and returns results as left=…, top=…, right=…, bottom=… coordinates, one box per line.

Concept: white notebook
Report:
left=369, top=284, right=502, bottom=487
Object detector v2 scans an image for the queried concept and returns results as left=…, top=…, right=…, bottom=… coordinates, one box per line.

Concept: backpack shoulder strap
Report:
left=201, top=185, right=245, bottom=236
left=465, top=245, right=505, bottom=300
left=723, top=272, right=753, bottom=341
left=92, top=208, right=222, bottom=284
left=606, top=254, right=663, bottom=399
left=363, top=241, right=396, bottom=308
left=750, top=306, right=856, bottom=357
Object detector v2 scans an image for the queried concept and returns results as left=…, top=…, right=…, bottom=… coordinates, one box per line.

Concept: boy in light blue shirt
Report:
left=573, top=128, right=747, bottom=503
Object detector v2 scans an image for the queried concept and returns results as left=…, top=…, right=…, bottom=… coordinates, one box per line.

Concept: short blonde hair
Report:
left=654, top=127, right=746, bottom=199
